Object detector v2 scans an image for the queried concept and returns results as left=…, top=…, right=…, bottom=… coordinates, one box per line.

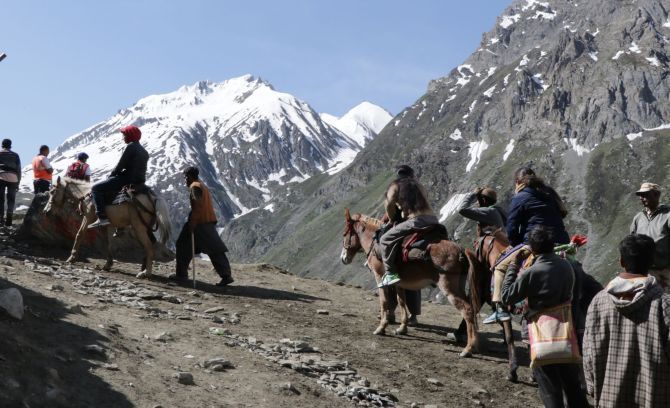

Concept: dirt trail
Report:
left=0, top=234, right=543, bottom=408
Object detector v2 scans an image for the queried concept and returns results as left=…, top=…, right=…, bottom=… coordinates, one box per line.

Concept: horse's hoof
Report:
left=506, top=371, right=519, bottom=383
left=459, top=350, right=473, bottom=358
left=103, top=265, right=112, bottom=272
left=136, top=271, right=151, bottom=279
left=373, top=328, right=386, bottom=336
left=395, top=326, right=408, bottom=335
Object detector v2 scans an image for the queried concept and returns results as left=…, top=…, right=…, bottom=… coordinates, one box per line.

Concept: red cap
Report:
left=120, top=125, right=141, bottom=143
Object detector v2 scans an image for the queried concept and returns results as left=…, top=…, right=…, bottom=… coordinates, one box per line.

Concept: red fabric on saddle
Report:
left=401, top=232, right=421, bottom=263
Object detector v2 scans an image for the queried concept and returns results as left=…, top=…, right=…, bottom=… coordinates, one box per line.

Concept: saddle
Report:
left=110, top=184, right=151, bottom=205
left=372, top=224, right=449, bottom=263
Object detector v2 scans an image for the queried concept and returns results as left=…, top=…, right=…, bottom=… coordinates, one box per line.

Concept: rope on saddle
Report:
left=130, top=192, right=159, bottom=232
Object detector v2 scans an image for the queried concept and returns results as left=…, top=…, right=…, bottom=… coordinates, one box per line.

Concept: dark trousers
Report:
left=91, top=176, right=129, bottom=217
left=388, top=287, right=421, bottom=316
left=33, top=179, right=50, bottom=194
left=0, top=180, right=18, bottom=220
left=533, top=364, right=588, bottom=408
left=175, top=222, right=231, bottom=279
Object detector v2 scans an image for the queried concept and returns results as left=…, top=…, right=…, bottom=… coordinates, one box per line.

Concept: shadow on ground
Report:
left=0, top=278, right=132, bottom=408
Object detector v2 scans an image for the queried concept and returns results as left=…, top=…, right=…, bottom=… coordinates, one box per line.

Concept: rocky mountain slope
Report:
left=223, top=0, right=670, bottom=287
left=20, top=75, right=390, bottom=226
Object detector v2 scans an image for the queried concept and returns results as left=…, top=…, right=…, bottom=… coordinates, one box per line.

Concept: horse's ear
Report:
left=344, top=208, right=351, bottom=221
left=57, top=176, right=61, bottom=186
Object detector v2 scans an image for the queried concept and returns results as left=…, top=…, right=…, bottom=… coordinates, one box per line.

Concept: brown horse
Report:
left=475, top=229, right=519, bottom=382
left=341, top=208, right=483, bottom=357
left=43, top=177, right=172, bottom=278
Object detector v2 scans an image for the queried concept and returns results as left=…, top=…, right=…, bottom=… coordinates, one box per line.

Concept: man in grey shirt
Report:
left=630, top=182, right=670, bottom=287
left=457, top=187, right=506, bottom=235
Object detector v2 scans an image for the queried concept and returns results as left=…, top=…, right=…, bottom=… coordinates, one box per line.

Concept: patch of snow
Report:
left=629, top=42, right=642, bottom=54
left=449, top=129, right=462, bottom=140
left=647, top=56, right=661, bottom=67
left=438, top=193, right=467, bottom=223
left=264, top=203, right=275, bottom=213
left=483, top=85, right=497, bottom=98
left=466, top=140, right=489, bottom=172
left=626, top=123, right=670, bottom=141
left=664, top=19, right=670, bottom=28
left=503, top=139, right=516, bottom=161
left=503, top=74, right=511, bottom=86
left=500, top=14, right=521, bottom=29
left=522, top=0, right=549, bottom=11
left=532, top=74, right=549, bottom=91
left=446, top=94, right=457, bottom=103
left=588, top=52, right=598, bottom=61
left=519, top=55, right=529, bottom=67
left=564, top=138, right=591, bottom=156
left=612, top=51, right=625, bottom=60
left=489, top=37, right=500, bottom=45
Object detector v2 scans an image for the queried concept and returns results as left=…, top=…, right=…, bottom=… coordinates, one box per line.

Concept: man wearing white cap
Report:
left=631, top=182, right=670, bottom=286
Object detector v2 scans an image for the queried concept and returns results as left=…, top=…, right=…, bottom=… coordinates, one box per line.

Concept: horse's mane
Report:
left=355, top=213, right=383, bottom=230
left=61, top=177, right=92, bottom=199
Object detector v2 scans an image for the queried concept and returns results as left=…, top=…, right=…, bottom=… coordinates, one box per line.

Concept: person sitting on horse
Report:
left=172, top=166, right=234, bottom=287
left=457, top=186, right=507, bottom=236
left=484, top=167, right=570, bottom=324
left=88, top=125, right=149, bottom=229
left=66, top=152, right=92, bottom=182
left=378, top=164, right=440, bottom=288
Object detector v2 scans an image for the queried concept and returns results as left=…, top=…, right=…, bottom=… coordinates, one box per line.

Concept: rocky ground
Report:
left=0, top=227, right=544, bottom=408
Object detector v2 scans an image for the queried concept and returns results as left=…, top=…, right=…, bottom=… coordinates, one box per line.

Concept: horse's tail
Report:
left=464, top=248, right=482, bottom=327
left=154, top=197, right=172, bottom=245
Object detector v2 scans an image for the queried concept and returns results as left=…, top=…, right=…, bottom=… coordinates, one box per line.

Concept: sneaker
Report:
left=482, top=310, right=511, bottom=324
left=216, top=276, right=235, bottom=287
left=88, top=217, right=111, bottom=229
left=378, top=273, right=401, bottom=288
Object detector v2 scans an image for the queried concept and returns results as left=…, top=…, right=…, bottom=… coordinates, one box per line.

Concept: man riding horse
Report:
left=89, top=125, right=149, bottom=228
left=378, top=165, right=441, bottom=287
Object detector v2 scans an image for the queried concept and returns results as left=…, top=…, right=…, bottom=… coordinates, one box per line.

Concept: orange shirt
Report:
left=32, top=155, right=52, bottom=181
left=189, top=180, right=217, bottom=226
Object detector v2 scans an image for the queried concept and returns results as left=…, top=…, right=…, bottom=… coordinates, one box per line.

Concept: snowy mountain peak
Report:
left=321, top=102, right=392, bottom=147
left=22, top=75, right=374, bottom=224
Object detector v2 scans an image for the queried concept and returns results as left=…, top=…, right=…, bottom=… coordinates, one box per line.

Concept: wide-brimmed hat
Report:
left=635, top=182, right=661, bottom=195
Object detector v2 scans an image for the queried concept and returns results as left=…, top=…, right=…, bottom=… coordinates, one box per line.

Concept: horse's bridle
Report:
left=343, top=218, right=358, bottom=250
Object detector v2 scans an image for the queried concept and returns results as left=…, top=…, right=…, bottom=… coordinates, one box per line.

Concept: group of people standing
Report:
left=377, top=165, right=670, bottom=408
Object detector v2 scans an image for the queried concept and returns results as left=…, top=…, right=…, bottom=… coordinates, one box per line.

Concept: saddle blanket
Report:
left=373, top=224, right=449, bottom=263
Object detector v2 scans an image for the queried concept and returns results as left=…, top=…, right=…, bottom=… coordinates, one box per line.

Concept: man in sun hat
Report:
left=631, top=182, right=670, bottom=287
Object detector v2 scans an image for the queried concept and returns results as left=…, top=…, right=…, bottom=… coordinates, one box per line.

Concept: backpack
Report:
left=66, top=161, right=89, bottom=180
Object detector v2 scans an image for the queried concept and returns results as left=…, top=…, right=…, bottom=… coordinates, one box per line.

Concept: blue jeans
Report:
left=91, top=176, right=129, bottom=217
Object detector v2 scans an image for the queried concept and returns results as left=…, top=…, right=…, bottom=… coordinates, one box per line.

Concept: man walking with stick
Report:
left=171, top=166, right=234, bottom=287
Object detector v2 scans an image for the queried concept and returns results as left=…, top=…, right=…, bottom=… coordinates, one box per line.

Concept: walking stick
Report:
left=191, top=231, right=196, bottom=289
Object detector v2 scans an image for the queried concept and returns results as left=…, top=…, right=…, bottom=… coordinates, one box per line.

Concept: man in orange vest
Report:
left=32, top=145, right=53, bottom=194
left=171, top=166, right=233, bottom=286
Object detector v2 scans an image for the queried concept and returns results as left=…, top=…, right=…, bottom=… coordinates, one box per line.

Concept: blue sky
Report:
left=1, top=1, right=509, bottom=162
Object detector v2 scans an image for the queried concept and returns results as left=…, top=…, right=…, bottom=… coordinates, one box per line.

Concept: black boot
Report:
left=5, top=214, right=12, bottom=227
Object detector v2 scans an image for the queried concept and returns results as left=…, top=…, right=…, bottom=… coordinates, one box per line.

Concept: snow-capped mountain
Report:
left=22, top=75, right=387, bottom=225
left=321, top=102, right=392, bottom=148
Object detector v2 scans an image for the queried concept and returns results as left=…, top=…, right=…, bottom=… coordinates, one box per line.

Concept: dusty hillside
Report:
left=0, top=232, right=545, bottom=408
